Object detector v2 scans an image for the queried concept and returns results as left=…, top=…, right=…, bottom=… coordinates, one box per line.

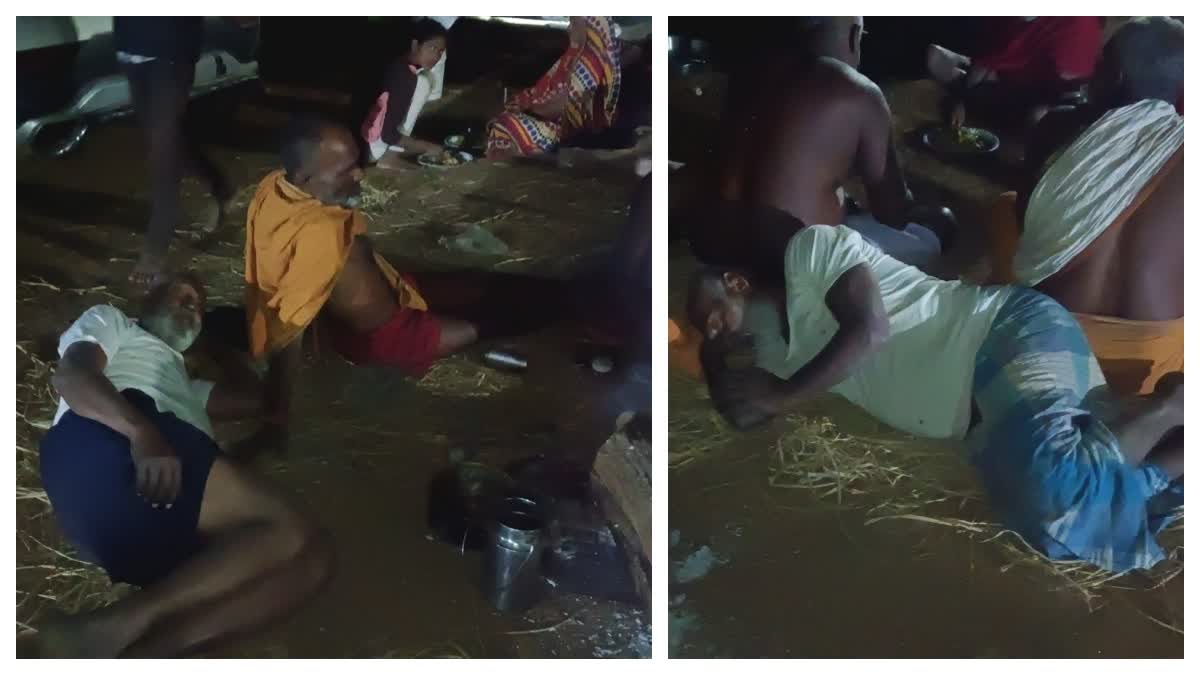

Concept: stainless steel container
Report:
left=481, top=495, right=547, bottom=612
left=482, top=350, right=527, bottom=372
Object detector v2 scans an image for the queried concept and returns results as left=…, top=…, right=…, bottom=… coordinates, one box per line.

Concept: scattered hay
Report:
left=667, top=372, right=731, bottom=469
left=360, top=180, right=402, bottom=212
left=766, top=413, right=1184, bottom=609
left=415, top=356, right=521, bottom=398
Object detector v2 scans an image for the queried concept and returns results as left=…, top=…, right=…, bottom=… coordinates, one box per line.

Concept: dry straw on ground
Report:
left=766, top=413, right=1184, bottom=608
left=415, top=356, right=522, bottom=398
left=667, top=372, right=732, bottom=469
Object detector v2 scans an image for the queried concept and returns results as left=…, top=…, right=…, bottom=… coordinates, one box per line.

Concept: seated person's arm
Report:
left=53, top=341, right=153, bottom=440
left=263, top=332, right=303, bottom=428
left=390, top=134, right=443, bottom=157
left=857, top=86, right=914, bottom=228
left=764, top=263, right=889, bottom=414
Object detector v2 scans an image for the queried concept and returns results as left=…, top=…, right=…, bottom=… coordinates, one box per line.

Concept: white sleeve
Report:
left=58, top=305, right=134, bottom=362
left=401, top=74, right=433, bottom=137
left=783, top=225, right=870, bottom=299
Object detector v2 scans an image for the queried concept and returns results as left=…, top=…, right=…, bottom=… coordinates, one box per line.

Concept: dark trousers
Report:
left=124, top=58, right=231, bottom=254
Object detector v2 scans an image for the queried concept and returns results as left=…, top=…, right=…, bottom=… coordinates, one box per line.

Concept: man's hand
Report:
left=129, top=423, right=181, bottom=508
left=701, top=333, right=779, bottom=430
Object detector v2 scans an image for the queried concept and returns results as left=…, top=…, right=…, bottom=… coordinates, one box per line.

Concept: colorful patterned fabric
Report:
left=969, top=288, right=1182, bottom=572
left=487, top=16, right=621, bottom=156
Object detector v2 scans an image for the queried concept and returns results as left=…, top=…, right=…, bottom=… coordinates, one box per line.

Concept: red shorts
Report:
left=330, top=304, right=442, bottom=377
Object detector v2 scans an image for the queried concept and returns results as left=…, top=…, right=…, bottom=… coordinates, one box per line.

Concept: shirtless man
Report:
left=688, top=226, right=1182, bottom=572
left=1005, top=17, right=1183, bottom=395
left=682, top=16, right=953, bottom=281
left=1020, top=16, right=1183, bottom=322
left=246, top=118, right=587, bottom=440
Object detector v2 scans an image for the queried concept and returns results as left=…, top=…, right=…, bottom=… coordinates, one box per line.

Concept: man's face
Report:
left=143, top=279, right=205, bottom=352
left=695, top=273, right=750, bottom=340
left=300, top=128, right=365, bottom=208
left=412, top=36, right=446, bottom=70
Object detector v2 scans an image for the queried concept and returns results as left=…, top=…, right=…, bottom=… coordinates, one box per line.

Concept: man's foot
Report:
left=129, top=250, right=169, bottom=287
left=21, top=612, right=125, bottom=658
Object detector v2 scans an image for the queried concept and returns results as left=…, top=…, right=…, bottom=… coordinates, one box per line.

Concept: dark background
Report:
left=668, top=16, right=989, bottom=82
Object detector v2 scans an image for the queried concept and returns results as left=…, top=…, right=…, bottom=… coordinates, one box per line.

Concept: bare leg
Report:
left=1111, top=373, right=1184, bottom=466
left=435, top=316, right=480, bottom=356
left=29, top=458, right=333, bottom=657
left=127, top=60, right=193, bottom=286
left=121, top=534, right=333, bottom=657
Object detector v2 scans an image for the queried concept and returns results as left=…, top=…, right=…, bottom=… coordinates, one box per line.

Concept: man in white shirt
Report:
left=687, top=225, right=1183, bottom=572
left=27, top=275, right=334, bottom=658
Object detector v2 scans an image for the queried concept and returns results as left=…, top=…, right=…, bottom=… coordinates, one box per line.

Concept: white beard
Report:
left=141, top=311, right=200, bottom=353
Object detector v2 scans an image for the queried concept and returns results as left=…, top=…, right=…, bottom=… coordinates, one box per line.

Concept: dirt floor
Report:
left=666, top=67, right=1183, bottom=658
left=16, top=63, right=650, bottom=656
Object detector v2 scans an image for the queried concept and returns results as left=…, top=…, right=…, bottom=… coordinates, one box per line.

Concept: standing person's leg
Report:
left=128, top=60, right=191, bottom=285
left=174, top=59, right=233, bottom=233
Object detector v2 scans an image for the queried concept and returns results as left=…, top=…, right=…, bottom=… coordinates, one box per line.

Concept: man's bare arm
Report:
left=53, top=342, right=150, bottom=439
left=857, top=85, right=914, bottom=227
left=763, top=264, right=889, bottom=414
left=54, top=342, right=183, bottom=503
left=699, top=333, right=777, bottom=431
left=263, top=332, right=303, bottom=426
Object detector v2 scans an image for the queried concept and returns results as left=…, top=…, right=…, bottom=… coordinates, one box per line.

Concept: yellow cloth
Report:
left=244, top=170, right=426, bottom=358
left=985, top=193, right=1182, bottom=395
left=1074, top=313, right=1183, bottom=396
left=668, top=318, right=703, bottom=379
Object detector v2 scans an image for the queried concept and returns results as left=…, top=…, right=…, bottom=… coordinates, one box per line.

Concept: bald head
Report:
left=279, top=115, right=364, bottom=207
left=799, top=16, right=864, bottom=68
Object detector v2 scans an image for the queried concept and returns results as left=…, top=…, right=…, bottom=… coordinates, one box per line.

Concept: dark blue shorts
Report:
left=39, top=389, right=219, bottom=587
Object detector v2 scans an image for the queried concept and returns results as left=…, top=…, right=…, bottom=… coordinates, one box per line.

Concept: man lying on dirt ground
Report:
left=990, top=17, right=1184, bottom=396
left=245, top=116, right=584, bottom=443
left=688, top=225, right=1183, bottom=573
left=678, top=16, right=955, bottom=282
left=25, top=275, right=334, bottom=658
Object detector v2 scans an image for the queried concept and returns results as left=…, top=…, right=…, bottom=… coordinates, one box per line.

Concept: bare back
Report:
left=715, top=55, right=896, bottom=226
left=1037, top=155, right=1184, bottom=320
left=325, top=237, right=399, bottom=334
left=1027, top=108, right=1184, bottom=320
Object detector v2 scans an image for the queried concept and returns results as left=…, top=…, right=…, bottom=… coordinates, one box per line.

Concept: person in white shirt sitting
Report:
left=360, top=18, right=448, bottom=168
left=687, top=225, right=1183, bottom=574
left=26, top=274, right=334, bottom=658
